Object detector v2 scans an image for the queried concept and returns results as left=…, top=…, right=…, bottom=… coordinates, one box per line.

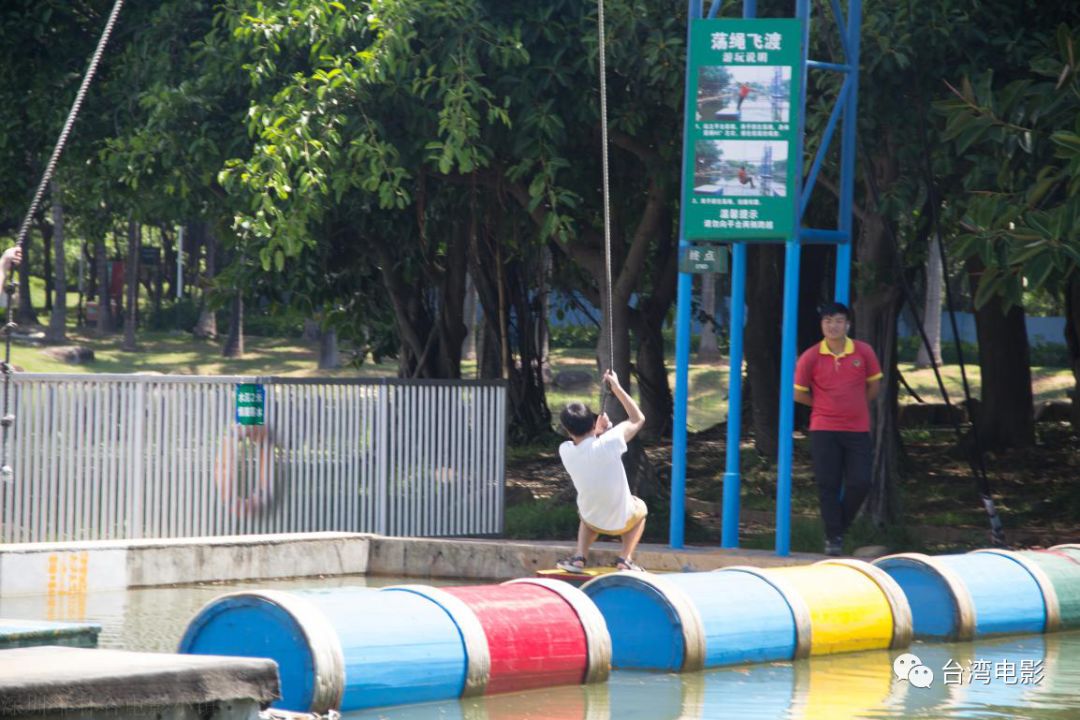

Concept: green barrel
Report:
left=1024, top=546, right=1080, bottom=630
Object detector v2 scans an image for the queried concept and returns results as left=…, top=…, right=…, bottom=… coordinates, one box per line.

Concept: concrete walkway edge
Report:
left=0, top=532, right=819, bottom=597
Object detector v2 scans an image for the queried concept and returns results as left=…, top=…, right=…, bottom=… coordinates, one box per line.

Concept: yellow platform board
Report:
left=536, top=566, right=620, bottom=586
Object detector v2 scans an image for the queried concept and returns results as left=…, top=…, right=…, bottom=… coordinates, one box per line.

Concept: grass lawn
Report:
left=8, top=328, right=398, bottom=377
left=10, top=327, right=1070, bottom=423
left=543, top=347, right=1072, bottom=432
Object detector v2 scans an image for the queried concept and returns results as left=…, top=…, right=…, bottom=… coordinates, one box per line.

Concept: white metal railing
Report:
left=0, top=374, right=506, bottom=543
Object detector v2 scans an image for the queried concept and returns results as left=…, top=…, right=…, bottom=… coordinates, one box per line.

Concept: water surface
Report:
left=4, top=580, right=1080, bottom=719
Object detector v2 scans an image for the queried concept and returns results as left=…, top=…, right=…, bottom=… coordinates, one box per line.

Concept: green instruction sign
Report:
left=682, top=18, right=803, bottom=242
left=235, top=383, right=265, bottom=426
left=680, top=244, right=729, bottom=274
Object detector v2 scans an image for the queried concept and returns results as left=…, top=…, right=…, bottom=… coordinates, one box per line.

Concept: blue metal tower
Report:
left=671, top=0, right=863, bottom=555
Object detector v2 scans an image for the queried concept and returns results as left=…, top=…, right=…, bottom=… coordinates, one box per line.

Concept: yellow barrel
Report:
left=763, top=559, right=912, bottom=656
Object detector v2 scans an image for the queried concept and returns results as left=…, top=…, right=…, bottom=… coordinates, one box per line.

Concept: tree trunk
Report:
left=16, top=232, right=36, bottom=325
left=966, top=256, right=1035, bottom=449
left=697, top=273, right=721, bottom=361
left=85, top=240, right=96, bottom=300
left=77, top=241, right=87, bottom=327
left=468, top=216, right=550, bottom=441
left=915, top=234, right=944, bottom=368
left=318, top=327, right=340, bottom=369
left=435, top=221, right=469, bottom=379
left=42, top=219, right=53, bottom=313
left=538, top=248, right=552, bottom=383
left=1064, top=275, right=1080, bottom=431
left=744, top=244, right=784, bottom=457
left=193, top=224, right=217, bottom=339
left=121, top=220, right=140, bottom=352
left=45, top=180, right=67, bottom=343
left=302, top=317, right=321, bottom=342
left=222, top=291, right=243, bottom=358
left=632, top=212, right=678, bottom=440
left=95, top=236, right=112, bottom=334
left=852, top=212, right=903, bottom=527
left=152, top=232, right=163, bottom=324
left=461, top=273, right=478, bottom=361
left=477, top=314, right=501, bottom=380
left=162, top=225, right=177, bottom=300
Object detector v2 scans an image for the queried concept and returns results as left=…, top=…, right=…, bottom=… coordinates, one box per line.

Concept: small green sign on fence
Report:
left=680, top=244, right=729, bottom=274
left=235, top=383, right=265, bottom=426
left=682, top=18, right=804, bottom=243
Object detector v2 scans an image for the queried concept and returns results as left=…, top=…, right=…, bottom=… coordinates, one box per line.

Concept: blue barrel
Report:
left=179, top=587, right=479, bottom=713
left=874, top=552, right=1047, bottom=640
left=580, top=569, right=808, bottom=671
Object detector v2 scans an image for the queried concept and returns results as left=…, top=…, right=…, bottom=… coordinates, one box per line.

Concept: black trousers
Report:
left=809, top=430, right=871, bottom=540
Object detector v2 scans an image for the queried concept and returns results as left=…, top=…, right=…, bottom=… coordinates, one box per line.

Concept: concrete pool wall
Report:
left=0, top=532, right=815, bottom=596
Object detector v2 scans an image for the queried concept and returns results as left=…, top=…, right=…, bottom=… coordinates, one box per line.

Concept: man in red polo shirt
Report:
left=794, top=302, right=882, bottom=556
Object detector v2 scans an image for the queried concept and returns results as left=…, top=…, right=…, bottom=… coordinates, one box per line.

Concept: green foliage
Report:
left=147, top=297, right=201, bottom=332
left=549, top=324, right=599, bottom=350
left=1028, top=343, right=1071, bottom=367
left=938, top=25, right=1080, bottom=309
left=504, top=499, right=579, bottom=540
left=243, top=305, right=306, bottom=339
left=897, top=336, right=1069, bottom=368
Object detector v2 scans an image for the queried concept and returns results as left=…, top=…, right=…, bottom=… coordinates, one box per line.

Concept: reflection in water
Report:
left=349, top=633, right=1080, bottom=720
left=3, top=580, right=1080, bottom=719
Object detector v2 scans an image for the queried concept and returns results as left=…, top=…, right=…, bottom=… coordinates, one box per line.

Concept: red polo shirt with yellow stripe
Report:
left=794, top=337, right=882, bottom=432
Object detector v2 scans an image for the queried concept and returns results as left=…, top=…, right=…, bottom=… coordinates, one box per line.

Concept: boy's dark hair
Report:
left=817, top=301, right=850, bottom=319
left=560, top=402, right=597, bottom=438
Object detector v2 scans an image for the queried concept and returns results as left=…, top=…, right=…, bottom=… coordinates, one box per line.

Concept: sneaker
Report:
left=824, top=537, right=844, bottom=557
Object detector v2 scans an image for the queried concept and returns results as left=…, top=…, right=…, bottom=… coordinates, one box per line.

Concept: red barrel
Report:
left=441, top=578, right=610, bottom=695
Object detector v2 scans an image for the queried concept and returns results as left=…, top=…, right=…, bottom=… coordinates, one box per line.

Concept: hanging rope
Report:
left=0, top=0, right=125, bottom=481
left=596, top=0, right=616, bottom=416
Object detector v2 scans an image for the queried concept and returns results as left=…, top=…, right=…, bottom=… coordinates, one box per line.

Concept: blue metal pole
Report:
left=776, top=0, right=813, bottom=557
left=835, top=0, right=862, bottom=305
left=721, top=244, right=746, bottom=548
left=775, top=241, right=801, bottom=557
left=719, top=0, right=757, bottom=550
left=670, top=0, right=704, bottom=549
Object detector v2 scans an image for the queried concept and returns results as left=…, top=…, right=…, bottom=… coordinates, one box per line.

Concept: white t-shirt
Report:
left=559, top=431, right=635, bottom=532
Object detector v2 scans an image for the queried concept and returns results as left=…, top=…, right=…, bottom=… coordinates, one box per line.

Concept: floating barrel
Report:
left=1023, top=547, right=1080, bottom=630
left=580, top=569, right=808, bottom=671
left=873, top=552, right=1047, bottom=640
left=179, top=587, right=478, bottom=713
left=973, top=549, right=1064, bottom=631
left=410, top=578, right=609, bottom=695
left=756, top=559, right=912, bottom=655
left=1049, top=543, right=1080, bottom=563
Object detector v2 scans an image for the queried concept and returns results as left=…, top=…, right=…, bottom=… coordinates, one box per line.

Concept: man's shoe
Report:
left=824, top=537, right=844, bottom=557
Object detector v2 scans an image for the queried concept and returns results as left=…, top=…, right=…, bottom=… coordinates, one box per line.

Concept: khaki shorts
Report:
left=583, top=496, right=648, bottom=536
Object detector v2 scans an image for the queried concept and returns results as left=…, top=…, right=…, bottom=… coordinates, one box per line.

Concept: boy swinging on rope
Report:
left=557, top=370, right=648, bottom=573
